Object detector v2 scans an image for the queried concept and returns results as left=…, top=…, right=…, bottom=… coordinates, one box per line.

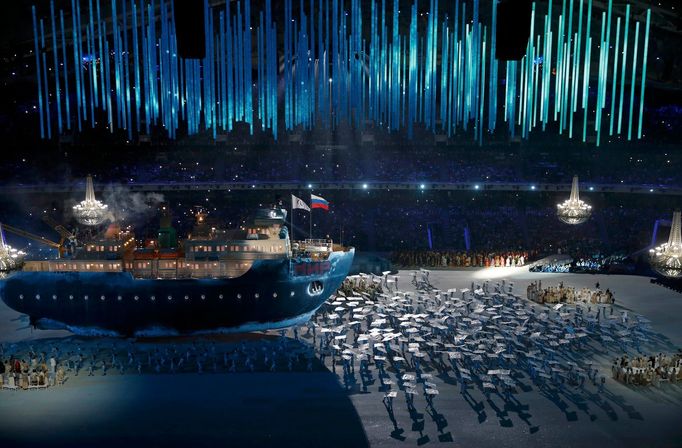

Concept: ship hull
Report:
left=0, top=249, right=354, bottom=336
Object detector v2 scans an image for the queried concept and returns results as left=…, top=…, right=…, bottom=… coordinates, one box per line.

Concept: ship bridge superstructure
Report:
left=11, top=206, right=345, bottom=281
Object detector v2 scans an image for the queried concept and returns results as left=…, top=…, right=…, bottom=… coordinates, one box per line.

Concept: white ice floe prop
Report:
left=311, top=269, right=669, bottom=425
left=72, top=175, right=108, bottom=226
left=556, top=176, right=592, bottom=225
left=0, top=223, right=25, bottom=272
left=649, top=210, right=682, bottom=278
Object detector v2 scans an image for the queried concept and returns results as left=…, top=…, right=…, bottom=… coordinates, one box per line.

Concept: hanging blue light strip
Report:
left=50, top=1, right=62, bottom=134
left=30, top=0, right=653, bottom=146
left=40, top=18, right=52, bottom=139
left=32, top=6, right=45, bottom=139
left=60, top=9, right=71, bottom=131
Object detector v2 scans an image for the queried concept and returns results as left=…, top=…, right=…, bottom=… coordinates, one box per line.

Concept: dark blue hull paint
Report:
left=0, top=249, right=354, bottom=336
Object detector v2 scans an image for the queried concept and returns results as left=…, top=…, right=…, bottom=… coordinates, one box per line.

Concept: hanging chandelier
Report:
left=649, top=211, right=682, bottom=278
left=0, top=224, right=25, bottom=272
left=557, top=176, right=592, bottom=225
left=72, top=175, right=108, bottom=226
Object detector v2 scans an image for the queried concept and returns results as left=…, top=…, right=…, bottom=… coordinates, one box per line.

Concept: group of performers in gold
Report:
left=392, top=250, right=530, bottom=268
left=527, top=281, right=614, bottom=305
left=612, top=353, right=682, bottom=386
left=339, top=276, right=385, bottom=298
left=1, top=357, right=66, bottom=390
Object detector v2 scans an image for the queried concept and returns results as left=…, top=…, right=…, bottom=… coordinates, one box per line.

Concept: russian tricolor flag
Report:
left=310, top=194, right=329, bottom=211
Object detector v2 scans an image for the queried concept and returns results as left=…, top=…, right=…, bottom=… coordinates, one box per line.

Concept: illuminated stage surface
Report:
left=1, top=268, right=681, bottom=448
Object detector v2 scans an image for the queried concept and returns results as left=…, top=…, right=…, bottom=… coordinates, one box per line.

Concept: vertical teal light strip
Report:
left=50, top=1, right=62, bottom=134
left=582, top=36, right=591, bottom=142
left=545, top=29, right=552, bottom=128
left=533, top=34, right=540, bottom=128
left=555, top=14, right=563, bottom=122
left=509, top=61, right=516, bottom=137
left=479, top=26, right=486, bottom=145
left=504, top=60, right=510, bottom=123
left=60, top=9, right=71, bottom=130
left=540, top=14, right=548, bottom=128
left=627, top=21, right=639, bottom=140
left=637, top=9, right=651, bottom=139
left=568, top=34, right=577, bottom=138
left=572, top=0, right=583, bottom=115
left=524, top=0, right=532, bottom=137
left=527, top=41, right=532, bottom=135
left=32, top=5, right=44, bottom=139
left=540, top=0, right=552, bottom=131
left=595, top=12, right=606, bottom=146
left=617, top=4, right=630, bottom=134
left=595, top=12, right=605, bottom=133
left=488, top=0, right=497, bottom=131
left=582, top=0, right=592, bottom=111
left=561, top=0, right=573, bottom=132
left=556, top=42, right=569, bottom=134
left=556, top=0, right=566, bottom=121
left=608, top=17, right=620, bottom=135
left=518, top=55, right=525, bottom=126
left=522, top=3, right=534, bottom=136
left=602, top=0, right=612, bottom=120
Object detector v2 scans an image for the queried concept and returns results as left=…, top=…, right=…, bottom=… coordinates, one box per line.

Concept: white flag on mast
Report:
left=291, top=194, right=311, bottom=212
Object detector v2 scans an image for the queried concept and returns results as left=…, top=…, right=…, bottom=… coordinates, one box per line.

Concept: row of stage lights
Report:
left=306, top=182, right=661, bottom=193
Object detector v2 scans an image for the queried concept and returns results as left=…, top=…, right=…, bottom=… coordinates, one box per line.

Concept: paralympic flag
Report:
left=311, top=194, right=329, bottom=211
left=291, top=194, right=310, bottom=211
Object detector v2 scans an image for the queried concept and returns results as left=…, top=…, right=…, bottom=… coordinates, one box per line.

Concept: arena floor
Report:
left=0, top=268, right=681, bottom=448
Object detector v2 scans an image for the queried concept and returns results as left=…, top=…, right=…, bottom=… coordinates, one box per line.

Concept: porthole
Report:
left=219, top=294, right=224, bottom=299
left=101, top=295, right=106, bottom=301
left=19, top=294, right=24, bottom=300
left=184, top=295, right=189, bottom=301
left=307, top=281, right=324, bottom=296
left=168, top=295, right=172, bottom=301
left=134, top=295, right=139, bottom=301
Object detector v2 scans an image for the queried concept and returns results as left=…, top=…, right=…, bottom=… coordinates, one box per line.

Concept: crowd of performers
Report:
left=0, top=352, right=66, bottom=390
left=307, top=270, right=663, bottom=436
left=392, top=250, right=531, bottom=268
left=530, top=255, right=629, bottom=274
left=0, top=336, right=324, bottom=388
left=527, top=281, right=615, bottom=305
left=573, top=258, right=607, bottom=272
left=612, top=353, right=682, bottom=386
left=529, top=262, right=571, bottom=273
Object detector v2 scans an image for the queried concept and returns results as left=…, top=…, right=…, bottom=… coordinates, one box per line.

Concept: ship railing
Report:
left=297, top=239, right=333, bottom=251
left=303, top=238, right=333, bottom=245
